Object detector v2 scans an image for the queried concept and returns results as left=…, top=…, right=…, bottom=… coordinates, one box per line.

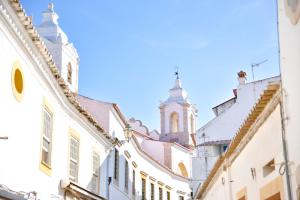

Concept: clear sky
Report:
left=23, top=0, right=280, bottom=131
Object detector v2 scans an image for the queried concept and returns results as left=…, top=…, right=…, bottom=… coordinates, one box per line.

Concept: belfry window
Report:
left=170, top=112, right=179, bottom=133
left=67, top=62, right=72, bottom=84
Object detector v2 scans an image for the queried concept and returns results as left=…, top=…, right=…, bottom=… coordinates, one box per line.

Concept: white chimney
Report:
left=237, top=71, right=247, bottom=85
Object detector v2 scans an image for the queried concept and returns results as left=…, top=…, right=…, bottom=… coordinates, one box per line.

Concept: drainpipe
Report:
left=279, top=100, right=293, bottom=200
left=275, top=0, right=293, bottom=199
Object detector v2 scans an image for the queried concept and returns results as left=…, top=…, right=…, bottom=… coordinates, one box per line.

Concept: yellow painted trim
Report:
left=68, top=128, right=81, bottom=182
left=38, top=99, right=54, bottom=177
left=39, top=161, right=52, bottom=176
left=11, top=60, right=24, bottom=102
left=149, top=176, right=156, bottom=182
left=140, top=171, right=148, bottom=178
left=236, top=187, right=247, bottom=200
left=260, top=176, right=284, bottom=200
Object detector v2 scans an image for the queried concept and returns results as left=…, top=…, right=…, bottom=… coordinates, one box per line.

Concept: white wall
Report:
left=199, top=105, right=289, bottom=200
left=0, top=2, right=110, bottom=199
left=278, top=0, right=300, bottom=198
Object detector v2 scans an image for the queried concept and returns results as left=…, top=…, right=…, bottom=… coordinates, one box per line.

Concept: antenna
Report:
left=251, top=59, right=268, bottom=81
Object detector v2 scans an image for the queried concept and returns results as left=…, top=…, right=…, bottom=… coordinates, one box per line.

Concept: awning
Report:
left=65, top=182, right=106, bottom=200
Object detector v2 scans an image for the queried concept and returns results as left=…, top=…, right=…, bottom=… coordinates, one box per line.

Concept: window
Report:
left=91, top=151, right=100, bottom=194
left=41, top=107, right=53, bottom=169
left=67, top=63, right=72, bottom=84
left=167, top=191, right=170, bottom=200
left=150, top=183, right=155, bottom=200
left=179, top=196, right=184, bottom=200
left=159, top=187, right=163, bottom=200
left=170, top=112, right=179, bottom=133
left=124, top=160, right=129, bottom=192
left=263, top=159, right=275, bottom=177
left=141, top=178, right=146, bottom=200
left=11, top=61, right=24, bottom=102
left=69, top=136, right=79, bottom=182
left=132, top=170, right=136, bottom=196
left=178, top=162, right=189, bottom=177
left=114, top=149, right=119, bottom=181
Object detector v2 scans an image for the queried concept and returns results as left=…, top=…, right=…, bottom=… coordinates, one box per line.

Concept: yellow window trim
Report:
left=68, top=128, right=81, bottom=182
left=236, top=187, right=247, bottom=200
left=11, top=60, right=24, bottom=102
left=39, top=161, right=52, bottom=176
left=39, top=98, right=54, bottom=177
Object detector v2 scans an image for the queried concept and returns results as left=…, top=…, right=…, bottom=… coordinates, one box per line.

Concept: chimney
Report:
left=237, top=71, right=247, bottom=85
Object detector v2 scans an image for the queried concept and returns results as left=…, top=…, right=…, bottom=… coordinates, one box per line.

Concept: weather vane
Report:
left=174, top=66, right=179, bottom=79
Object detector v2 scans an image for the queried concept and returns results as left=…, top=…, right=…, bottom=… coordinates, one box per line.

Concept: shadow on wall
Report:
left=85, top=153, right=139, bottom=200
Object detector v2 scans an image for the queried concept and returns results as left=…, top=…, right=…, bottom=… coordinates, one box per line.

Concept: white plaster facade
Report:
left=192, top=74, right=280, bottom=193
left=0, top=1, right=111, bottom=199
left=278, top=0, right=300, bottom=198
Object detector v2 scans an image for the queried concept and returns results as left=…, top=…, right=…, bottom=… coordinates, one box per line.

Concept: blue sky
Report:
left=23, top=0, right=279, bottom=131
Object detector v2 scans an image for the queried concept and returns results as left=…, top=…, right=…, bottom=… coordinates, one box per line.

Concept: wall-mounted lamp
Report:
left=112, top=124, right=133, bottom=146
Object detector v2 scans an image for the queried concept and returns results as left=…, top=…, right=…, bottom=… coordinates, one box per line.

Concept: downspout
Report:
left=279, top=100, right=293, bottom=200
left=276, top=0, right=293, bottom=199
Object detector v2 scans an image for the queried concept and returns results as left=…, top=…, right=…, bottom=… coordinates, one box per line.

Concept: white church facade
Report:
left=0, top=1, right=193, bottom=200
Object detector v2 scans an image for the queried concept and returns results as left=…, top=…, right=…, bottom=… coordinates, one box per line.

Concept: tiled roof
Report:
left=196, top=83, right=280, bottom=198
left=7, top=0, right=113, bottom=142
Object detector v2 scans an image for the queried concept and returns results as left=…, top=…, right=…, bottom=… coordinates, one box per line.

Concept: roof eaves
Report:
left=8, top=1, right=112, bottom=143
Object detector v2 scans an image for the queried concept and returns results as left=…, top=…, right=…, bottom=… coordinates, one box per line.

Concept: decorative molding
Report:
left=124, top=150, right=131, bottom=159
left=132, top=161, right=137, bottom=168
left=140, top=171, right=148, bottom=178
left=149, top=176, right=156, bottom=182
left=157, top=181, right=165, bottom=186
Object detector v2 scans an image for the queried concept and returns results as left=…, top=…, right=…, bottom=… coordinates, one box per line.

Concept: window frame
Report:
left=114, top=149, right=119, bottom=183
left=91, top=150, right=100, bottom=194
left=69, top=134, right=80, bottom=183
left=124, top=160, right=129, bottom=192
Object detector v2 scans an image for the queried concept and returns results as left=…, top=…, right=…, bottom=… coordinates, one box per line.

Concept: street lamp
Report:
left=124, top=124, right=133, bottom=142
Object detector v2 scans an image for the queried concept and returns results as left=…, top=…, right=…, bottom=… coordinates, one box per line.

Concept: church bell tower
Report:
left=159, top=72, right=198, bottom=147
left=37, top=3, right=79, bottom=94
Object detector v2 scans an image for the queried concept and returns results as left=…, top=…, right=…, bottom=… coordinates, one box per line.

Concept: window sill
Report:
left=39, top=162, right=52, bottom=176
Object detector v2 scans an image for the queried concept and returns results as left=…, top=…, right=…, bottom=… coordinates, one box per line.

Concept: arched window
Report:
left=190, top=114, right=194, bottom=134
left=170, top=112, right=179, bottom=133
left=178, top=162, right=188, bottom=177
left=67, top=63, right=72, bottom=84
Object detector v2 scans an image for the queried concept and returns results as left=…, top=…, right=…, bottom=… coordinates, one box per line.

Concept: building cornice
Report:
left=196, top=83, right=281, bottom=199
left=2, top=0, right=113, bottom=146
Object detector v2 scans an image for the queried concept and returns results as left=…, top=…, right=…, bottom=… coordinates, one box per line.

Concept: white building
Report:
left=0, top=1, right=113, bottom=199
left=194, top=0, right=300, bottom=199
left=192, top=71, right=280, bottom=193
left=0, top=1, right=194, bottom=200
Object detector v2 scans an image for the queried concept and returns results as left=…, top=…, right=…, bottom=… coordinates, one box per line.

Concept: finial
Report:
left=174, top=66, right=179, bottom=80
left=48, top=3, right=54, bottom=11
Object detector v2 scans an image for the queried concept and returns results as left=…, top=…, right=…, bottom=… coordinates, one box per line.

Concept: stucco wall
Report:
left=0, top=3, right=110, bottom=199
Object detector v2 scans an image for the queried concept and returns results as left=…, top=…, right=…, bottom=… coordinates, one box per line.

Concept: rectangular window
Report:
left=179, top=196, right=184, bottom=200
left=124, top=160, right=129, bottom=191
left=69, top=136, right=79, bottom=182
left=150, top=183, right=155, bottom=200
left=132, top=170, right=136, bottom=196
left=159, top=187, right=163, bottom=200
left=114, top=149, right=119, bottom=181
left=141, top=178, right=146, bottom=200
left=41, top=107, right=53, bottom=166
left=91, top=151, right=100, bottom=194
left=167, top=191, right=170, bottom=200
